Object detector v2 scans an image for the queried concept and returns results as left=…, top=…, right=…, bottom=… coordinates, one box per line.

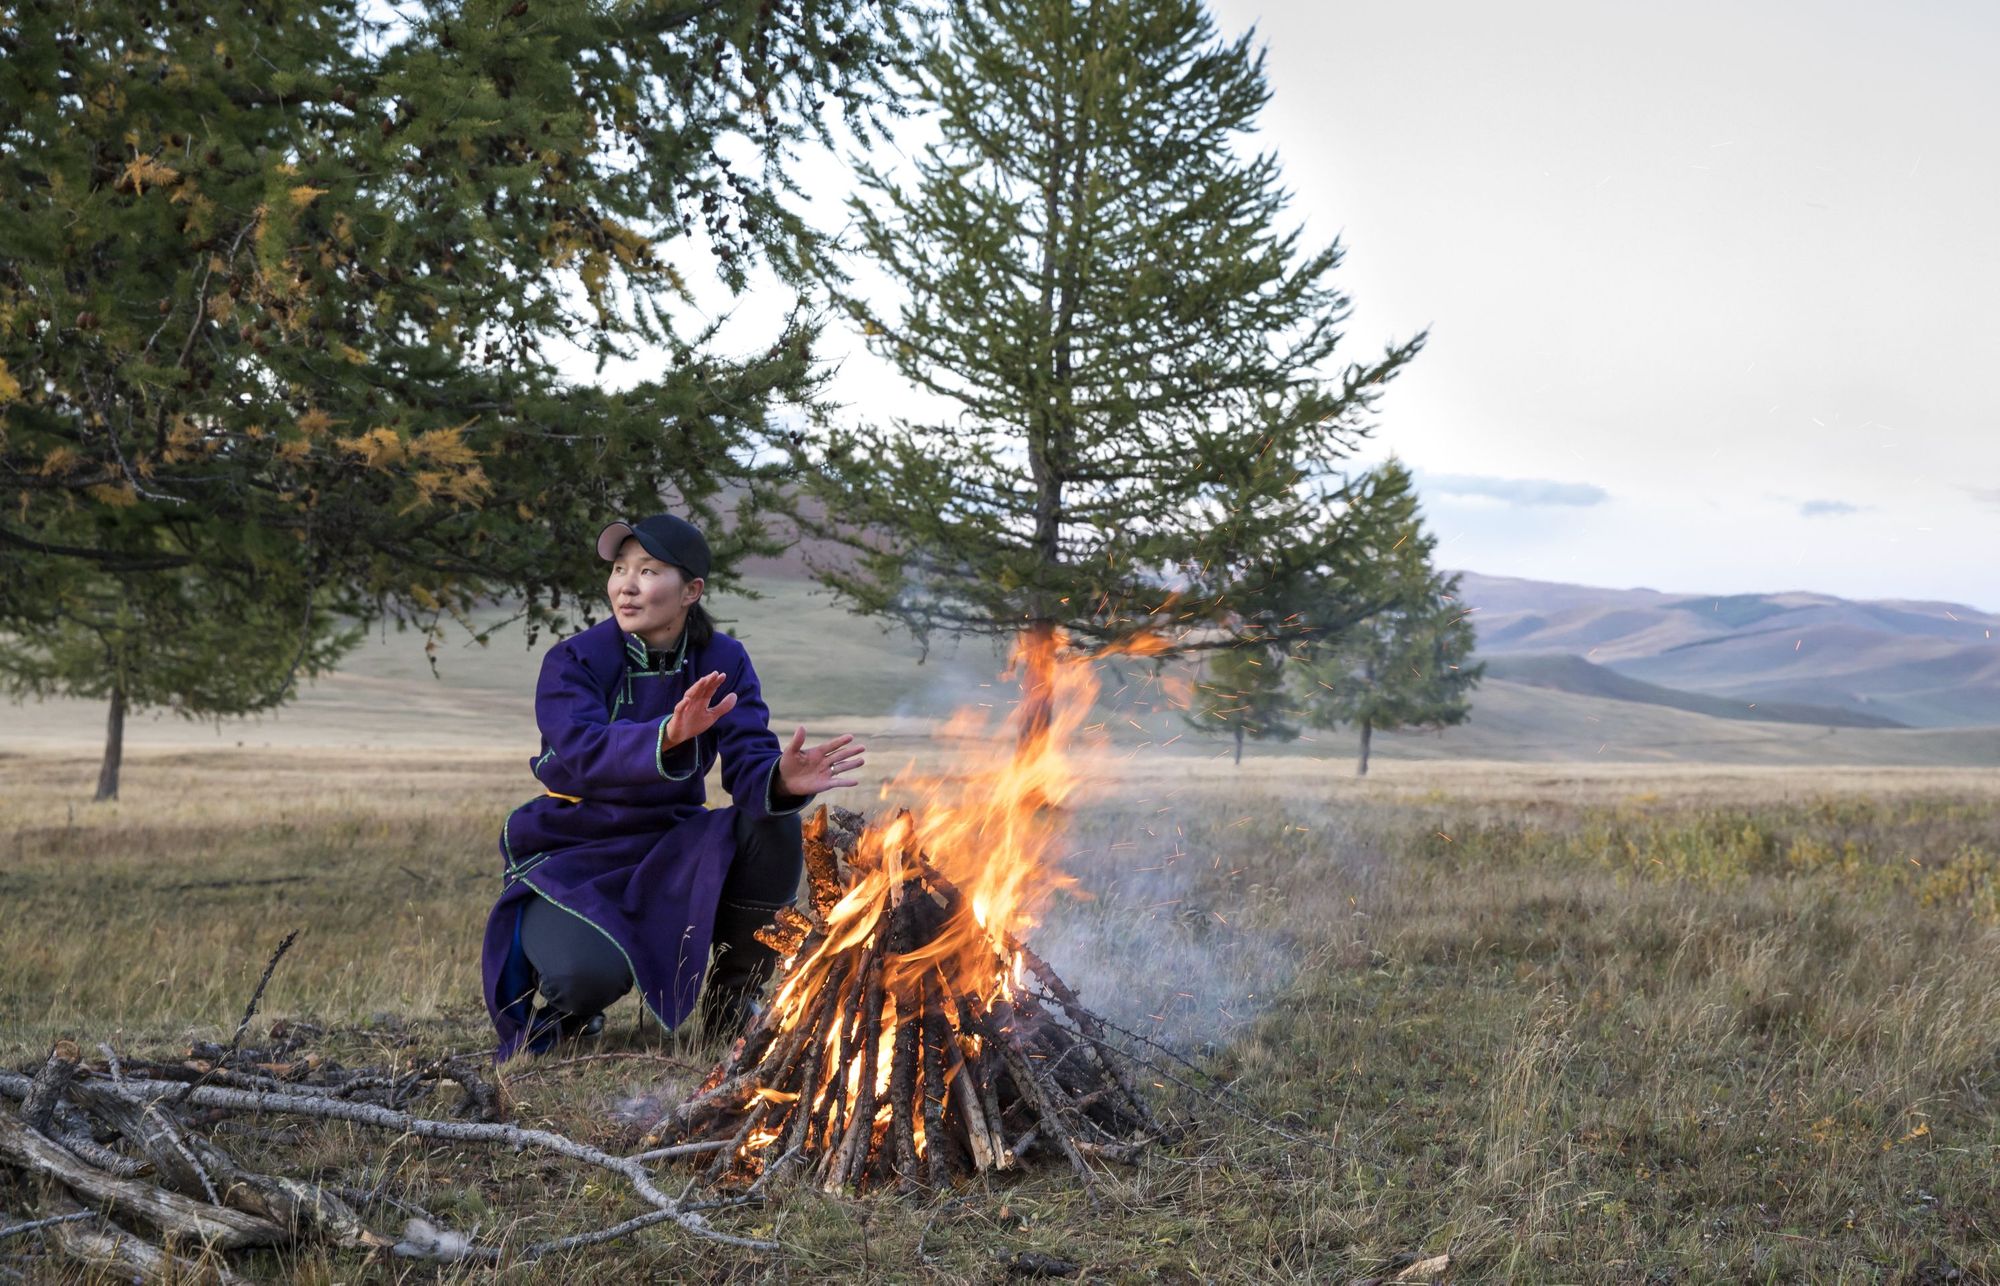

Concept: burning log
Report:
left=666, top=804, right=1157, bottom=1193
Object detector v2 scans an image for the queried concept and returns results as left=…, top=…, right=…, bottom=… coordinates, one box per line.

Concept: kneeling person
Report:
left=481, top=514, right=866, bottom=1058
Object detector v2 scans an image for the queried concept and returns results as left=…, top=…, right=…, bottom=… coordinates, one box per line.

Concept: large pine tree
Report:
left=1, top=0, right=910, bottom=789
left=795, top=0, right=1424, bottom=693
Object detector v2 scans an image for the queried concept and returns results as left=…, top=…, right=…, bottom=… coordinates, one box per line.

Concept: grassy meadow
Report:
left=3, top=740, right=1998, bottom=1282
left=6, top=579, right=2000, bottom=1279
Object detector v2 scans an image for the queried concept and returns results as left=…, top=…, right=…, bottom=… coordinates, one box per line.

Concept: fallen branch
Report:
left=0, top=1107, right=284, bottom=1250
left=50, top=1076, right=777, bottom=1253
left=174, top=928, right=301, bottom=1109
left=46, top=1207, right=244, bottom=1285
left=1, top=1050, right=782, bottom=1273
left=0, top=1211, right=96, bottom=1243
left=20, top=1043, right=80, bottom=1135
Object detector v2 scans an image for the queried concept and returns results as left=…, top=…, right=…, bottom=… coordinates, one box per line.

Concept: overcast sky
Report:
left=563, top=0, right=1999, bottom=610
left=1204, top=0, right=2000, bottom=608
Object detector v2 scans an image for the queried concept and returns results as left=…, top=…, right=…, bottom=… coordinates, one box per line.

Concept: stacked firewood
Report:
left=651, top=806, right=1163, bottom=1193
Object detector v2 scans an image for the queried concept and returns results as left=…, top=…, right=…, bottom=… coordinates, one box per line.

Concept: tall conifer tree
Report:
left=1, top=0, right=910, bottom=788
left=796, top=0, right=1424, bottom=712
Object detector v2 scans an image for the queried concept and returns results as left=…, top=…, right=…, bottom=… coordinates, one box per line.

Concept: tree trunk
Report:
left=1016, top=618, right=1059, bottom=755
left=1233, top=725, right=1243, bottom=765
left=1355, top=718, right=1372, bottom=778
left=95, top=684, right=126, bottom=802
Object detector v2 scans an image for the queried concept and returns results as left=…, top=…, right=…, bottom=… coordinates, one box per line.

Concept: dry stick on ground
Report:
left=50, top=1124, right=150, bottom=1178
left=0, top=1075, right=777, bottom=1255
left=0, top=1211, right=96, bottom=1243
left=173, top=928, right=301, bottom=1110
left=0, top=1070, right=775, bottom=1264
left=67, top=1080, right=387, bottom=1251
left=488, top=1145, right=802, bottom=1264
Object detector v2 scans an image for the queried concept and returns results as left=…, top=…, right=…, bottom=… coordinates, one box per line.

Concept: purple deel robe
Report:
left=480, top=618, right=810, bottom=1060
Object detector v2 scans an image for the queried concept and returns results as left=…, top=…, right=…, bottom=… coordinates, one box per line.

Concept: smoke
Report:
left=1019, top=794, right=1302, bottom=1056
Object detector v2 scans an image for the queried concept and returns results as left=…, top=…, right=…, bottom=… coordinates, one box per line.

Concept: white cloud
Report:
left=1415, top=471, right=1610, bottom=507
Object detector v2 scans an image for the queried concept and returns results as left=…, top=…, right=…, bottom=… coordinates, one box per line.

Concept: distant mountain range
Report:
left=1455, top=572, right=2000, bottom=729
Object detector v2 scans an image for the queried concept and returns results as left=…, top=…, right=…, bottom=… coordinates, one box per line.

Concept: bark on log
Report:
left=1011, top=939, right=1165, bottom=1137
left=0, top=1108, right=284, bottom=1249
left=778, top=983, right=843, bottom=1170
left=21, top=1076, right=776, bottom=1251
left=801, top=805, right=865, bottom=916
left=50, top=1211, right=245, bottom=1285
left=995, top=1035, right=1094, bottom=1192
left=70, top=1080, right=219, bottom=1202
left=949, top=1039, right=998, bottom=1172
left=919, top=989, right=955, bottom=1187
left=21, top=1042, right=81, bottom=1134
left=888, top=1003, right=922, bottom=1186
left=753, top=904, right=815, bottom=956
left=826, top=957, right=887, bottom=1191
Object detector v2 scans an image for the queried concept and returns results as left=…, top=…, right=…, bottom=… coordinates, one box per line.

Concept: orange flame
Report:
left=749, top=628, right=1157, bottom=1169
left=772, top=630, right=1145, bottom=999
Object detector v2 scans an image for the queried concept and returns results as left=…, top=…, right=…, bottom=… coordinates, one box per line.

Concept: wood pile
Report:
left=0, top=1012, right=773, bottom=1276
left=651, top=805, right=1162, bottom=1193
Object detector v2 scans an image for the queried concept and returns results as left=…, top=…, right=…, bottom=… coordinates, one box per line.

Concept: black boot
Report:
left=699, top=900, right=785, bottom=1040
left=524, top=1005, right=606, bottom=1054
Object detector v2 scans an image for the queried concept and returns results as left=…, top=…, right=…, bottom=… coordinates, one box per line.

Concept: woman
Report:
left=481, top=513, right=866, bottom=1060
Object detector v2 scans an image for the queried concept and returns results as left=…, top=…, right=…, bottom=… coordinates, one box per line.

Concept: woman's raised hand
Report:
left=663, top=671, right=738, bottom=748
left=777, top=727, right=867, bottom=797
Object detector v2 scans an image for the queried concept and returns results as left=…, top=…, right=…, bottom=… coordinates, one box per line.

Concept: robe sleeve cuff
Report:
left=764, top=759, right=813, bottom=817
left=656, top=718, right=702, bottom=781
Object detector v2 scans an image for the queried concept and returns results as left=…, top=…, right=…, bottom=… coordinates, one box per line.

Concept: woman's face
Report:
left=607, top=537, right=703, bottom=648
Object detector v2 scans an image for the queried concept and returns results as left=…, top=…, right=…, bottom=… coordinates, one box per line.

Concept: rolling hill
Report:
left=1477, top=653, right=1906, bottom=729
left=1456, top=572, right=2000, bottom=729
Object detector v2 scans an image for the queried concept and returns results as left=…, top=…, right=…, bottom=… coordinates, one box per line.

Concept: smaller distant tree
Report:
left=0, top=565, right=354, bottom=800
left=1189, top=645, right=1297, bottom=765
left=1293, top=461, right=1482, bottom=776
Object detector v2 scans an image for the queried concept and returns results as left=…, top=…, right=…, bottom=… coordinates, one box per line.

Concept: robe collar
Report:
left=622, top=625, right=690, bottom=677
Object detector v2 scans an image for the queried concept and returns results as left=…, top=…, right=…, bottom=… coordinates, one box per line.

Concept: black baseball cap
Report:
left=596, top=514, right=711, bottom=581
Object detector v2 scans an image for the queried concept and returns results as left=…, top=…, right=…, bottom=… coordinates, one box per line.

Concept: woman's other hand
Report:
left=777, top=727, right=867, bottom=797
left=664, top=671, right=738, bottom=748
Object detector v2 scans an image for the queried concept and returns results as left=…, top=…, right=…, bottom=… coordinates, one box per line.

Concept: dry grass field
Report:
left=3, top=740, right=1998, bottom=1282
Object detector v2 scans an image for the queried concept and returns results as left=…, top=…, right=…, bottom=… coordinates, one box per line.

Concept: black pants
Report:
left=521, top=809, right=803, bottom=1020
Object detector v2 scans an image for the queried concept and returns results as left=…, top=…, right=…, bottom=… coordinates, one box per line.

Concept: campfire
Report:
left=650, top=631, right=1166, bottom=1192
